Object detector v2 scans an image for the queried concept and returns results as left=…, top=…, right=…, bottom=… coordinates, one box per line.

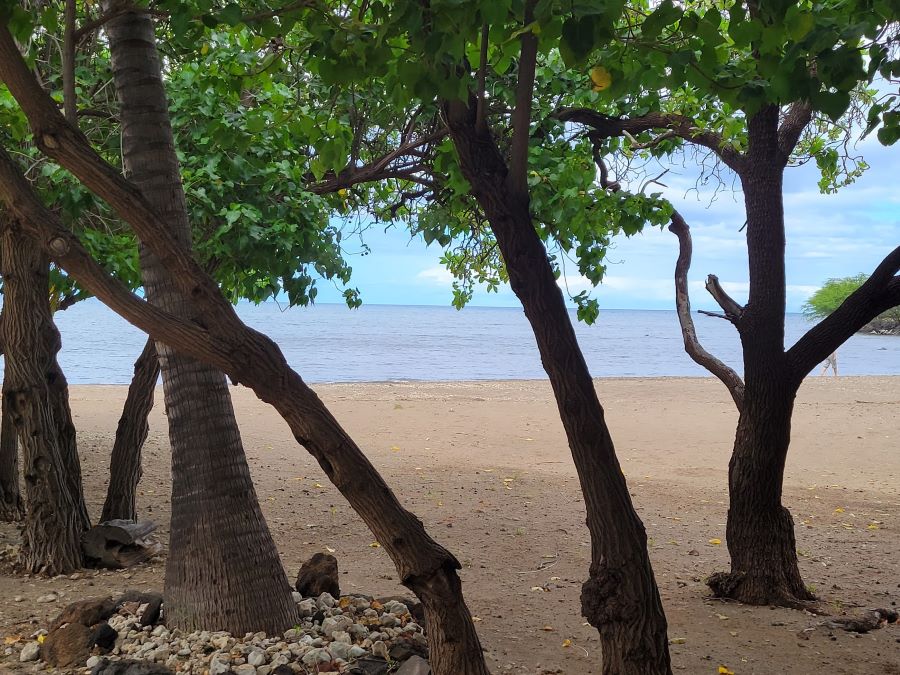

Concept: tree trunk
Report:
left=0, top=224, right=83, bottom=573
left=445, top=101, right=671, bottom=674
left=104, top=8, right=298, bottom=634
left=708, top=376, right=814, bottom=606
left=101, top=336, right=158, bottom=522
left=710, top=109, right=813, bottom=607
left=0, top=365, right=25, bottom=522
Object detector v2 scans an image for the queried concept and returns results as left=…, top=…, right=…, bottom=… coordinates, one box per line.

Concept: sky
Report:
left=312, top=135, right=900, bottom=313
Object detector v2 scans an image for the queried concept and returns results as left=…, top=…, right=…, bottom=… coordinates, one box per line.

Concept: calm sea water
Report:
left=1, top=300, right=898, bottom=384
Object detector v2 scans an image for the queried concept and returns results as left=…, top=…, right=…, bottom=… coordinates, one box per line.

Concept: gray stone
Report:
left=395, top=655, right=431, bottom=675
left=297, top=599, right=317, bottom=617
left=328, top=641, right=352, bottom=661
left=36, top=593, right=58, bottom=603
left=349, top=645, right=367, bottom=658
left=87, top=655, right=103, bottom=669
left=247, top=649, right=267, bottom=667
left=301, top=647, right=331, bottom=665
left=209, top=656, right=231, bottom=675
left=317, top=592, right=336, bottom=609
left=234, top=665, right=257, bottom=675
left=321, top=615, right=353, bottom=638
left=19, top=642, right=40, bottom=662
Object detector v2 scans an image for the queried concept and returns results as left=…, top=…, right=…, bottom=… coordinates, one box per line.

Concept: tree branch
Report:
left=475, top=23, right=489, bottom=132
left=507, top=0, right=538, bottom=199
left=307, top=129, right=446, bottom=194
left=554, top=108, right=745, bottom=173
left=63, top=0, right=77, bottom=124
left=669, top=211, right=744, bottom=409
left=777, top=100, right=813, bottom=162
left=705, top=274, right=744, bottom=322
left=787, top=246, right=900, bottom=380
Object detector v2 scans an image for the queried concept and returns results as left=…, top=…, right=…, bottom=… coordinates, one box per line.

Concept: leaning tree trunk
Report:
left=0, top=224, right=84, bottom=573
left=0, top=363, right=25, bottom=522
left=104, top=8, right=298, bottom=634
left=101, top=336, right=158, bottom=522
left=710, top=112, right=814, bottom=607
left=445, top=102, right=671, bottom=674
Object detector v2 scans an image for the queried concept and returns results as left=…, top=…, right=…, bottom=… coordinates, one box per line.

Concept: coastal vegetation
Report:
left=804, top=274, right=900, bottom=334
left=0, top=0, right=898, bottom=674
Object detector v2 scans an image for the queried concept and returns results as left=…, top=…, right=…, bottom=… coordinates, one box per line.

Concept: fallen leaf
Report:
left=325, top=546, right=336, bottom=553
left=4, top=636, right=21, bottom=645
left=368, top=542, right=381, bottom=548
left=541, top=626, right=555, bottom=631
left=472, top=616, right=482, bottom=622
left=36, top=635, right=46, bottom=644
left=834, top=507, right=845, bottom=513
left=562, top=639, right=572, bottom=648
left=718, top=667, right=735, bottom=675
left=669, top=637, right=686, bottom=645
left=708, top=538, right=722, bottom=545
left=390, top=445, right=401, bottom=452
left=715, top=613, right=729, bottom=620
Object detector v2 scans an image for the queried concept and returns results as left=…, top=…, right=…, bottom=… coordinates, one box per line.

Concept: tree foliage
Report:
left=803, top=274, right=900, bottom=324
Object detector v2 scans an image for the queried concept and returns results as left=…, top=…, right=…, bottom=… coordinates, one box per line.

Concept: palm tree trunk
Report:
left=103, top=7, right=297, bottom=634
left=0, top=224, right=84, bottom=573
left=101, top=336, right=158, bottom=522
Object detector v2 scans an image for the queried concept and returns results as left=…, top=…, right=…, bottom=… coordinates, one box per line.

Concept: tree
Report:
left=0, top=13, right=489, bottom=673
left=259, top=2, right=674, bottom=671
left=553, top=0, right=900, bottom=606
left=0, top=218, right=86, bottom=573
left=0, top=309, right=24, bottom=522
left=803, top=274, right=900, bottom=334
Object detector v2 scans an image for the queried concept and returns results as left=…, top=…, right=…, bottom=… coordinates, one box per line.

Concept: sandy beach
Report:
left=1, top=376, right=898, bottom=674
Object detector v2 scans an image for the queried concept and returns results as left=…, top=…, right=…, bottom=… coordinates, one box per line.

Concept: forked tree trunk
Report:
left=445, top=101, right=671, bottom=675
left=0, top=366, right=25, bottom=522
left=101, top=336, right=158, bottom=522
left=0, top=225, right=83, bottom=573
left=104, top=8, right=298, bottom=634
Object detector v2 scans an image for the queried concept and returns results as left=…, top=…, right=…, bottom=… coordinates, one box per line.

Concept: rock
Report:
left=297, top=599, right=317, bottom=617
left=377, top=596, right=425, bottom=625
left=247, top=649, right=267, bottom=667
left=41, top=622, right=93, bottom=668
left=87, top=655, right=103, bottom=668
left=389, top=635, right=428, bottom=662
left=209, top=656, right=231, bottom=675
left=90, top=657, right=175, bottom=675
left=91, top=622, right=119, bottom=651
left=371, top=640, right=389, bottom=660
left=270, top=667, right=293, bottom=675
left=19, top=642, right=40, bottom=662
left=321, top=615, right=353, bottom=638
left=347, top=657, right=390, bottom=675
left=256, top=668, right=271, bottom=675
left=50, top=597, right=117, bottom=630
left=394, top=655, right=431, bottom=675
left=301, top=647, right=331, bottom=665
left=234, top=665, right=257, bottom=675
left=36, top=593, right=58, bottom=603
left=295, top=553, right=340, bottom=599
left=140, top=594, right=164, bottom=626
left=316, top=591, right=337, bottom=609
left=328, top=641, right=353, bottom=661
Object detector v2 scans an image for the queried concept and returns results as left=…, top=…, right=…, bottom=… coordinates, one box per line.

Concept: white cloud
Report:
left=415, top=265, right=453, bottom=286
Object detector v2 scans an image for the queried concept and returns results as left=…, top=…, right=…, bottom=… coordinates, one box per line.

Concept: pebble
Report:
left=19, top=642, right=40, bottom=663
left=13, top=596, right=23, bottom=603
left=86, top=655, right=102, bottom=668
left=23, top=590, right=430, bottom=674
left=35, top=593, right=57, bottom=603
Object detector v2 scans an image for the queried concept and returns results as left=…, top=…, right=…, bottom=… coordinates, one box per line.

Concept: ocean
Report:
left=1, top=300, right=898, bottom=384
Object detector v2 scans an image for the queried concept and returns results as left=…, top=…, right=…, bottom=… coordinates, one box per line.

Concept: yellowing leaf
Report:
left=390, top=445, right=401, bottom=452
left=200, top=43, right=209, bottom=55
left=669, top=637, right=686, bottom=644
left=368, top=542, right=381, bottom=548
left=562, top=639, right=572, bottom=648
left=718, top=667, right=735, bottom=675
left=590, top=65, right=612, bottom=91
left=867, top=523, right=879, bottom=530
left=338, top=188, right=349, bottom=197
left=834, top=507, right=845, bottom=513
left=708, top=538, right=722, bottom=545
left=339, top=597, right=351, bottom=609
left=314, top=483, right=324, bottom=488
left=4, top=635, right=21, bottom=645
left=36, top=634, right=46, bottom=644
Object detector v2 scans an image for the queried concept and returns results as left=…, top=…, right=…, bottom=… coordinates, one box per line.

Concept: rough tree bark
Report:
left=102, top=6, right=298, bottom=635
left=101, top=336, right=158, bottom=522
left=0, top=318, right=25, bottom=522
left=0, top=223, right=84, bottom=573
left=0, top=24, right=490, bottom=673
left=444, top=97, right=671, bottom=674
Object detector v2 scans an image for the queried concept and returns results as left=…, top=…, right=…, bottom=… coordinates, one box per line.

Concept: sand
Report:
left=1, top=376, right=899, bottom=674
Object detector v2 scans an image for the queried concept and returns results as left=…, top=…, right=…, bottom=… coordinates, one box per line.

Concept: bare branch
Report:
left=705, top=274, right=744, bottom=322
left=507, top=0, right=538, bottom=199
left=669, top=211, right=744, bottom=409
left=787, top=247, right=900, bottom=380
left=698, top=309, right=730, bottom=320
left=555, top=108, right=745, bottom=174
left=777, top=100, right=813, bottom=162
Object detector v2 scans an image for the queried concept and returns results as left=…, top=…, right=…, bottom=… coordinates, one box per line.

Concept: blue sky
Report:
left=314, top=136, right=900, bottom=312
